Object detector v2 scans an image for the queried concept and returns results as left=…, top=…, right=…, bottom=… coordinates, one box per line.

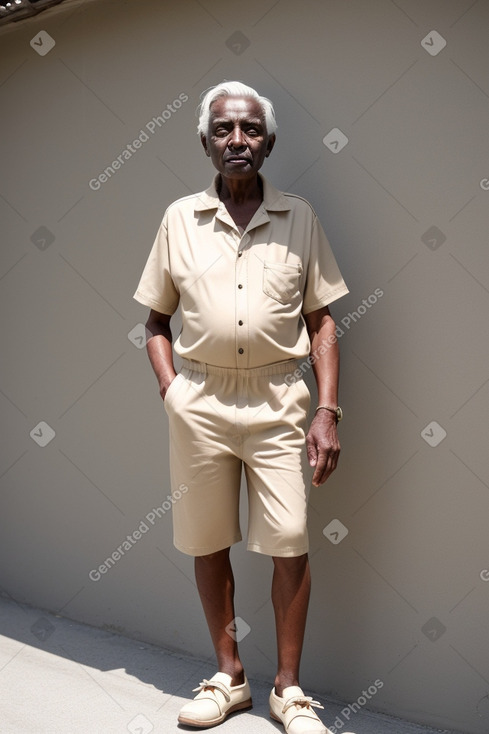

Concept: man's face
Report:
left=201, top=96, right=275, bottom=180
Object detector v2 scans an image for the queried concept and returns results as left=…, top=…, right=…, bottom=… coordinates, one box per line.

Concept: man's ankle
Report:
left=231, top=669, right=245, bottom=686
left=274, top=675, right=300, bottom=697
left=217, top=664, right=245, bottom=687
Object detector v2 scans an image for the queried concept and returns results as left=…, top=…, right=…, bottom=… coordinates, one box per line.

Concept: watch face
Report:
left=336, top=407, right=343, bottom=421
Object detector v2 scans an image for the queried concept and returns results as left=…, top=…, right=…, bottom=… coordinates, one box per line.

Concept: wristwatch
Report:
left=315, top=405, right=343, bottom=422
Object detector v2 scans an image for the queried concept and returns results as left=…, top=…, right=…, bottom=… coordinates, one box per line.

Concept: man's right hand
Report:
left=145, top=310, right=177, bottom=401
left=160, top=373, right=177, bottom=401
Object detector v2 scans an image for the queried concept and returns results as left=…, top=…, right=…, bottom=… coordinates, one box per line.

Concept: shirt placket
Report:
left=235, top=230, right=250, bottom=368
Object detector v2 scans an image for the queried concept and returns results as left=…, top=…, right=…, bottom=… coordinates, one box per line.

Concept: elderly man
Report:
left=134, top=81, right=351, bottom=734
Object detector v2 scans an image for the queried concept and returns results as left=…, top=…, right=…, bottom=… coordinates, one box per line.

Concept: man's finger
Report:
left=312, top=450, right=327, bottom=484
left=313, top=450, right=339, bottom=485
left=306, top=435, right=318, bottom=466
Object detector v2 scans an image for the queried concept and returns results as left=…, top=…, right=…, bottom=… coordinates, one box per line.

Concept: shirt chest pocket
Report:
left=262, top=261, right=303, bottom=304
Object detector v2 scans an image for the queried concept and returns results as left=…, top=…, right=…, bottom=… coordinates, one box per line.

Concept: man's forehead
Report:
left=209, top=95, right=264, bottom=122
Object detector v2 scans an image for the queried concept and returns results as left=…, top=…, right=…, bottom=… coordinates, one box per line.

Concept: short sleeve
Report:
left=302, top=214, right=349, bottom=314
left=133, top=214, right=180, bottom=315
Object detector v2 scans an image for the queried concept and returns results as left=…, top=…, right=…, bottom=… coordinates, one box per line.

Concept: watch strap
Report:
left=315, top=405, right=343, bottom=422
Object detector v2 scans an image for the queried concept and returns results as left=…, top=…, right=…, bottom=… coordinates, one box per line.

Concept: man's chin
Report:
left=220, top=164, right=258, bottom=179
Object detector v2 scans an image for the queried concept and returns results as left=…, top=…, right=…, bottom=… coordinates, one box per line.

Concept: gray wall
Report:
left=1, top=1, right=488, bottom=732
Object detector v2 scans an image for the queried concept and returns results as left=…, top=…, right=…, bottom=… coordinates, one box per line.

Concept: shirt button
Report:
left=238, top=283, right=243, bottom=289
left=238, top=251, right=243, bottom=257
left=238, top=320, right=243, bottom=325
left=238, top=348, right=244, bottom=354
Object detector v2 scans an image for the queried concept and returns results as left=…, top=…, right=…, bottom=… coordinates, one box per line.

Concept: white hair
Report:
left=197, top=81, right=277, bottom=137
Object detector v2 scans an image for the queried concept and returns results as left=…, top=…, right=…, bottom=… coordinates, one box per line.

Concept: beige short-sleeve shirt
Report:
left=134, top=174, right=349, bottom=369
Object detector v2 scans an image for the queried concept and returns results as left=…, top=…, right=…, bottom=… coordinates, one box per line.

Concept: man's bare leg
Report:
left=194, top=547, right=245, bottom=686
left=272, top=553, right=311, bottom=696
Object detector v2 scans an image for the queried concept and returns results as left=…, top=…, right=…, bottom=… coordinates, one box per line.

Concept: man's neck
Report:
left=217, top=174, right=263, bottom=206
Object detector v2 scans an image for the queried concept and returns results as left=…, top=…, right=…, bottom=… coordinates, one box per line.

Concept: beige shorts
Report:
left=163, top=358, right=311, bottom=557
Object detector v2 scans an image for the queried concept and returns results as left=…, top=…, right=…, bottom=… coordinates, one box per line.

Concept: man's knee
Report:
left=272, top=552, right=309, bottom=570
left=195, top=547, right=231, bottom=564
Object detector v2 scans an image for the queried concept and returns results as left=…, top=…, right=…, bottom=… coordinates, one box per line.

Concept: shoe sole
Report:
left=178, top=698, right=253, bottom=727
left=271, top=710, right=331, bottom=733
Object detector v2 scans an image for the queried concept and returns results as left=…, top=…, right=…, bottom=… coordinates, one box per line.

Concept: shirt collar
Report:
left=194, top=173, right=291, bottom=213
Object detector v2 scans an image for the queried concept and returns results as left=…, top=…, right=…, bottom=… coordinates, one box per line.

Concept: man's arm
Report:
left=145, top=309, right=177, bottom=401
left=303, top=305, right=341, bottom=486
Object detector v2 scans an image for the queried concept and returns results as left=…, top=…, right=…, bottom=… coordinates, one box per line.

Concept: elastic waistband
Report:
left=181, top=358, right=301, bottom=378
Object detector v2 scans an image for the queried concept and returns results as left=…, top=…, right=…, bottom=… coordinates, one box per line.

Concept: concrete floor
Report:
left=0, top=595, right=464, bottom=734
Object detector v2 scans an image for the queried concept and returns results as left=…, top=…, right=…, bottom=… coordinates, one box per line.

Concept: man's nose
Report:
left=229, top=126, right=246, bottom=148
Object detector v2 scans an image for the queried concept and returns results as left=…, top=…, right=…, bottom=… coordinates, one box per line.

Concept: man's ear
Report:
left=265, top=133, right=276, bottom=158
left=200, top=134, right=210, bottom=157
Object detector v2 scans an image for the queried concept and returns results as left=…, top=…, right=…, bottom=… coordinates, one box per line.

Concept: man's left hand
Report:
left=306, top=410, right=341, bottom=486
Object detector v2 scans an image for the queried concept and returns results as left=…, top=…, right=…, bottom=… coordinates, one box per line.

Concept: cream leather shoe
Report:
left=269, top=685, right=338, bottom=734
left=178, top=672, right=252, bottom=727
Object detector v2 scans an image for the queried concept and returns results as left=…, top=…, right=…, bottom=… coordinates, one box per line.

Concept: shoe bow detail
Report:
left=281, top=695, right=325, bottom=715
left=192, top=679, right=231, bottom=702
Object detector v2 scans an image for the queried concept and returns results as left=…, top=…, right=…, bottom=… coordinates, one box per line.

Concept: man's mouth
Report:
left=226, top=157, right=251, bottom=164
